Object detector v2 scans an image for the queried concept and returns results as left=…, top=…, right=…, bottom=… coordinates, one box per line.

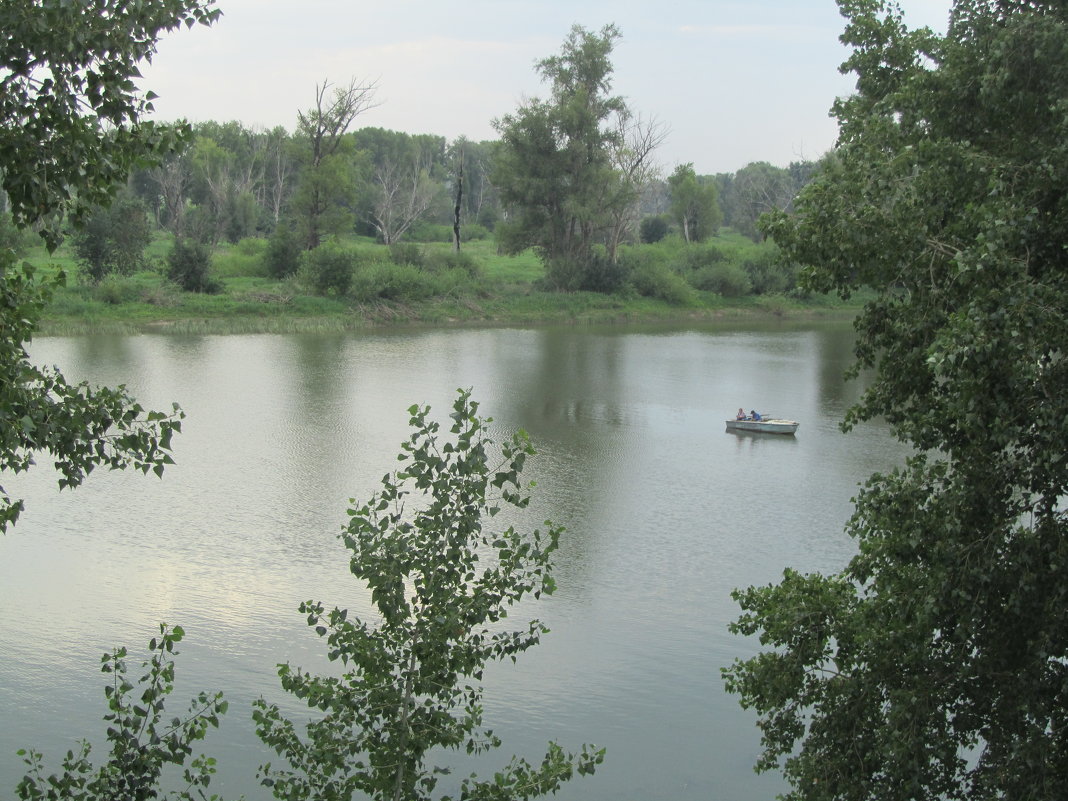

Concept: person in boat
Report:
left=736, top=407, right=747, bottom=420
left=750, top=410, right=762, bottom=421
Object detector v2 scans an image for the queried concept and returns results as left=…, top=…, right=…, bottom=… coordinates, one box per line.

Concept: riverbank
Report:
left=30, top=234, right=865, bottom=336
left=37, top=292, right=862, bottom=336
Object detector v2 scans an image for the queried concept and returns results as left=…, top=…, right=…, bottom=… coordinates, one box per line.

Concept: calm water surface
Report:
left=0, top=323, right=908, bottom=801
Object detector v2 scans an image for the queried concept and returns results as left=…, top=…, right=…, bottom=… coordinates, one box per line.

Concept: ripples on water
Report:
left=0, top=325, right=908, bottom=801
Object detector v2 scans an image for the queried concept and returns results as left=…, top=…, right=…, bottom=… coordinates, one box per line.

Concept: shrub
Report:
left=460, top=223, right=490, bottom=241
left=743, top=248, right=797, bottom=295
left=405, top=222, right=453, bottom=243
left=578, top=251, right=630, bottom=293
left=236, top=237, right=265, bottom=257
left=92, top=276, right=141, bottom=305
left=625, top=253, right=695, bottom=305
left=350, top=262, right=432, bottom=303
left=639, top=215, right=670, bottom=244
left=422, top=248, right=483, bottom=278
left=388, top=242, right=425, bottom=267
left=72, top=195, right=152, bottom=282
left=689, top=261, right=751, bottom=297
left=302, top=241, right=357, bottom=297
left=263, top=223, right=302, bottom=279
left=681, top=242, right=728, bottom=270
left=167, top=238, right=221, bottom=294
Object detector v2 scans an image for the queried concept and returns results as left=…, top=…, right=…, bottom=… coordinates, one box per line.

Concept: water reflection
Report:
left=0, top=323, right=909, bottom=801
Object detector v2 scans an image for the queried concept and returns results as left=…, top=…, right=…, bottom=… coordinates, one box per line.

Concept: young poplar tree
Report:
left=254, top=390, right=603, bottom=801
left=16, top=625, right=228, bottom=801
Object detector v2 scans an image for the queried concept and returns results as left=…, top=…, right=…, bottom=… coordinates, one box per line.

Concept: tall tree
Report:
left=667, top=163, right=721, bottom=244
left=492, top=24, right=630, bottom=290
left=724, top=2, right=1068, bottom=799
left=0, top=0, right=211, bottom=530
left=293, top=78, right=378, bottom=249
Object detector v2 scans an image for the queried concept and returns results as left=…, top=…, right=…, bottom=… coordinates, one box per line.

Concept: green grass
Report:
left=27, top=232, right=866, bottom=336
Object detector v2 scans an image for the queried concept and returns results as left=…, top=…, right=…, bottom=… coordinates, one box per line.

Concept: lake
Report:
left=0, top=322, right=908, bottom=801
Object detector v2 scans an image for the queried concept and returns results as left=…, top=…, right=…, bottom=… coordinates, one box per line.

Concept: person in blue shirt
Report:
left=750, top=410, right=762, bottom=421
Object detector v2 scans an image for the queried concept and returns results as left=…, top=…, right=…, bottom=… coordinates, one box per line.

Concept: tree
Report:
left=605, top=112, right=667, bottom=260
left=72, top=192, right=153, bottom=282
left=0, top=1, right=208, bottom=531
left=350, top=128, right=448, bottom=244
left=0, top=0, right=220, bottom=249
left=667, top=163, right=721, bottom=244
left=724, top=1, right=1068, bottom=798
left=16, top=625, right=227, bottom=801
left=370, top=159, right=440, bottom=245
left=492, top=24, right=631, bottom=290
left=254, top=390, right=604, bottom=801
left=146, top=150, right=194, bottom=236
left=293, top=78, right=379, bottom=249
left=448, top=139, right=500, bottom=229
left=720, top=161, right=796, bottom=242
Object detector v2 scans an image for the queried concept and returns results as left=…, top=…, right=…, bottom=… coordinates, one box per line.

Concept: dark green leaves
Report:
left=0, top=252, right=185, bottom=532
left=729, top=2, right=1068, bottom=799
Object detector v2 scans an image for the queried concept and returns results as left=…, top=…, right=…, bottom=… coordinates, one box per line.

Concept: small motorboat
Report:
left=725, top=417, right=799, bottom=435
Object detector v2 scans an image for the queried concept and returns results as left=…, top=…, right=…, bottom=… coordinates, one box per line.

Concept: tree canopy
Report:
left=724, top=1, right=1068, bottom=798
left=492, top=24, right=642, bottom=290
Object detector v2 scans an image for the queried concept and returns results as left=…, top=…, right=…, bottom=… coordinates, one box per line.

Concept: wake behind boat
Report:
left=725, top=417, right=799, bottom=435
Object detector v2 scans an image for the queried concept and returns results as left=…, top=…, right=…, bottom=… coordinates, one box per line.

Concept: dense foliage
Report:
left=492, top=25, right=636, bottom=290
left=667, top=163, right=722, bottom=244
left=254, top=390, right=603, bottom=801
left=724, top=1, right=1068, bottom=798
left=166, top=237, right=219, bottom=293
left=72, top=193, right=153, bottom=282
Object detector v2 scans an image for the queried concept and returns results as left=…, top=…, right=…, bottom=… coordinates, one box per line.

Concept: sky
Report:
left=139, top=0, right=953, bottom=176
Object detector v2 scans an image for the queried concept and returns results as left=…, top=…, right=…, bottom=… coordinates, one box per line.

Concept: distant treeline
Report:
left=100, top=120, right=823, bottom=253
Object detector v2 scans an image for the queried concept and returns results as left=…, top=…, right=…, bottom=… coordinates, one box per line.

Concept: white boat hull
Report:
left=725, top=419, right=799, bottom=435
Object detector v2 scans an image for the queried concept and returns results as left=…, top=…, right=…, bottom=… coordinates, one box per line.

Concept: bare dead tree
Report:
left=370, top=158, right=439, bottom=245
left=150, top=151, right=192, bottom=236
left=605, top=112, right=669, bottom=261
left=264, top=126, right=293, bottom=224
left=452, top=143, right=464, bottom=252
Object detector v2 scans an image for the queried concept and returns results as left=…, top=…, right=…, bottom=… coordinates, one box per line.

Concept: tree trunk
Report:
left=452, top=146, right=464, bottom=252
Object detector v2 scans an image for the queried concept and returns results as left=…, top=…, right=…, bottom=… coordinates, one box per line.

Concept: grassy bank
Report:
left=28, top=232, right=864, bottom=336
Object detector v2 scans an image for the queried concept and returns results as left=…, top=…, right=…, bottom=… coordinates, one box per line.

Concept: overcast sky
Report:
left=139, top=0, right=952, bottom=175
